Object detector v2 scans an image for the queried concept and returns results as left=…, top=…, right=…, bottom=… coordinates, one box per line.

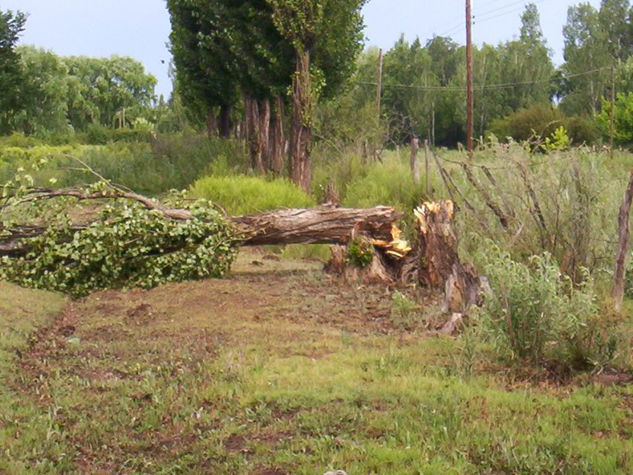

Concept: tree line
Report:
left=2, top=1, right=633, bottom=188
left=0, top=11, right=157, bottom=136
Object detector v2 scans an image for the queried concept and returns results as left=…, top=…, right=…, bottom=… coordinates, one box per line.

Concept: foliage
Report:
left=453, top=147, right=624, bottom=283
left=541, top=126, right=571, bottom=152
left=345, top=237, right=373, bottom=267
left=471, top=244, right=616, bottom=370
left=488, top=103, right=564, bottom=142
left=14, top=46, right=70, bottom=135
left=190, top=175, right=315, bottom=214
left=0, top=9, right=26, bottom=134
left=63, top=55, right=157, bottom=130
left=596, top=91, right=633, bottom=144
left=563, top=115, right=601, bottom=144
left=1, top=191, right=238, bottom=297
left=558, top=1, right=633, bottom=115
left=342, top=154, right=427, bottom=211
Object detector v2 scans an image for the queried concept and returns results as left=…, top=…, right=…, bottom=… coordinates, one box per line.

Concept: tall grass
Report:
left=191, top=175, right=315, bottom=215
left=0, top=134, right=246, bottom=195
left=432, top=145, right=628, bottom=283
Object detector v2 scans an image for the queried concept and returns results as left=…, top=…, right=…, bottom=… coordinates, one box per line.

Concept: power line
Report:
left=474, top=0, right=546, bottom=26
left=354, top=66, right=611, bottom=92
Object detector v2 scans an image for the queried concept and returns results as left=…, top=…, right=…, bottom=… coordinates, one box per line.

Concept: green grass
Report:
left=1, top=254, right=632, bottom=473
left=0, top=282, right=67, bottom=473
left=191, top=175, right=315, bottom=214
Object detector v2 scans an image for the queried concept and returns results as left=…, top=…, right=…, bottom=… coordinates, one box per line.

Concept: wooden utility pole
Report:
left=466, top=0, right=474, bottom=158
left=610, top=65, right=616, bottom=159
left=376, top=48, right=383, bottom=118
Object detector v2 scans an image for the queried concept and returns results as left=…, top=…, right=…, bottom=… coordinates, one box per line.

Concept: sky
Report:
left=3, top=0, right=603, bottom=99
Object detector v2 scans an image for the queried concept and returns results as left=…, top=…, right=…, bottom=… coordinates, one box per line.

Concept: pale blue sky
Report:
left=3, top=0, right=603, bottom=98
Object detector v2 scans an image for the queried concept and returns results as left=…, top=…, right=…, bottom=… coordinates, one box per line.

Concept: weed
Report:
left=471, top=243, right=618, bottom=372
left=346, top=238, right=373, bottom=267
left=390, top=291, right=419, bottom=330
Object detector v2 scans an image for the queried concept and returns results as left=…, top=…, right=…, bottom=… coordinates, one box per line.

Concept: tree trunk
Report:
left=258, top=98, right=271, bottom=171
left=218, top=104, right=232, bottom=138
left=290, top=49, right=313, bottom=193
left=401, top=201, right=486, bottom=312
left=244, top=94, right=265, bottom=174
left=206, top=110, right=218, bottom=138
left=613, top=171, right=633, bottom=311
left=1, top=185, right=484, bottom=315
left=270, top=95, right=285, bottom=175
left=234, top=205, right=401, bottom=246
left=0, top=188, right=402, bottom=255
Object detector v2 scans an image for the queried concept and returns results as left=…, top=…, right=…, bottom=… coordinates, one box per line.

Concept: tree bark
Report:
left=206, top=110, right=218, bottom=138
left=258, top=98, right=271, bottom=171
left=270, top=95, right=285, bottom=175
left=218, top=104, right=232, bottom=138
left=0, top=188, right=402, bottom=256
left=290, top=49, right=313, bottom=193
left=234, top=205, right=401, bottom=246
left=244, top=94, right=265, bottom=174
left=613, top=171, right=633, bottom=311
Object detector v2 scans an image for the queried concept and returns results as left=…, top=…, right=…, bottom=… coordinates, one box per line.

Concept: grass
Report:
left=0, top=282, right=66, bottom=472
left=1, top=251, right=632, bottom=473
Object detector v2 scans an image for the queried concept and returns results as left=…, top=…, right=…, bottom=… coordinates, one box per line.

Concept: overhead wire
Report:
left=474, top=0, right=547, bottom=26
left=354, top=66, right=611, bottom=92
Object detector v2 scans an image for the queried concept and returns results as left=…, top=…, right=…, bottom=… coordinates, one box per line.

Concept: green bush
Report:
left=596, top=92, right=633, bottom=145
left=472, top=245, right=615, bottom=371
left=488, top=104, right=564, bottom=142
left=563, top=116, right=601, bottom=145
left=342, top=153, right=427, bottom=211
left=190, top=175, right=315, bottom=214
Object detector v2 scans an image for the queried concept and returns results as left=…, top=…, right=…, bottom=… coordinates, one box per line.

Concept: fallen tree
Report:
left=1, top=179, right=484, bottom=311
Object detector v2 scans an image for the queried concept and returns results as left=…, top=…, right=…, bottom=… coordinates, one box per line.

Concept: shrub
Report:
left=342, top=153, right=427, bottom=211
left=563, top=116, right=601, bottom=145
left=471, top=244, right=614, bottom=371
left=488, top=104, right=564, bottom=142
left=596, top=92, right=633, bottom=145
left=190, top=175, right=315, bottom=214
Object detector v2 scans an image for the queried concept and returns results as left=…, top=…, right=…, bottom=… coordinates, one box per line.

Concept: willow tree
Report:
left=267, top=0, right=366, bottom=192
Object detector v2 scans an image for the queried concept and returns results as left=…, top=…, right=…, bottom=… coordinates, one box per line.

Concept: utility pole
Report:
left=610, top=64, right=616, bottom=159
left=466, top=0, right=474, bottom=158
left=376, top=48, right=383, bottom=119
